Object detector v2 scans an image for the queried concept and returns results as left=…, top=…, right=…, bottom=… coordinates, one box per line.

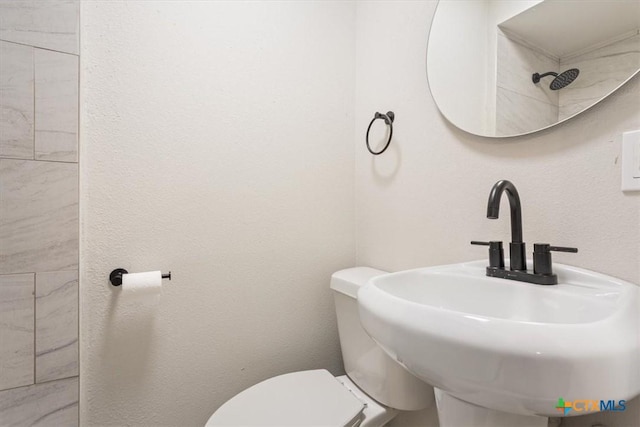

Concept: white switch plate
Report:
left=621, top=130, right=640, bottom=191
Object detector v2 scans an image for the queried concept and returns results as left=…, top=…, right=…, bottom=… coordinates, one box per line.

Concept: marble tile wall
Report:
left=0, top=0, right=78, bottom=55
left=0, top=377, right=78, bottom=426
left=495, top=31, right=560, bottom=136
left=0, top=1, right=79, bottom=425
left=0, top=41, right=33, bottom=159
left=559, top=32, right=640, bottom=120
left=0, top=159, right=79, bottom=274
left=0, top=274, right=34, bottom=390
left=496, top=30, right=640, bottom=134
left=36, top=271, right=79, bottom=384
left=35, top=49, right=79, bottom=162
left=496, top=87, right=559, bottom=136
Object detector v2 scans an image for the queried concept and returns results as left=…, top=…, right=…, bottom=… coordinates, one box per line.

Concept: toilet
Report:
left=206, top=267, right=433, bottom=426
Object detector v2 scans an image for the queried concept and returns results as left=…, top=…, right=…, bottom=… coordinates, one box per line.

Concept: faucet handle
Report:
left=533, top=243, right=577, bottom=275
left=548, top=246, right=578, bottom=253
left=471, top=241, right=505, bottom=269
left=534, top=243, right=578, bottom=253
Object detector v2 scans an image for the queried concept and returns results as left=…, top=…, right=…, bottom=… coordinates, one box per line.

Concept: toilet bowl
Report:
left=205, top=267, right=434, bottom=426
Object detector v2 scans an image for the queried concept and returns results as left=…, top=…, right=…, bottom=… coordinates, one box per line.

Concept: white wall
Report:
left=355, top=2, right=639, bottom=426
left=80, top=1, right=640, bottom=426
left=80, top=2, right=355, bottom=425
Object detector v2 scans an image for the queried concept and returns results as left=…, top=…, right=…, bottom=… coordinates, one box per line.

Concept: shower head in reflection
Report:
left=532, top=68, right=580, bottom=90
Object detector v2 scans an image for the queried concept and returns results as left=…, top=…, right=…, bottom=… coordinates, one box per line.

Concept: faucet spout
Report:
left=486, top=180, right=526, bottom=270
left=486, top=180, right=523, bottom=243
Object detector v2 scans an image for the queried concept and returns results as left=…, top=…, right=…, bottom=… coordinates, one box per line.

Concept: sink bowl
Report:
left=358, top=260, right=640, bottom=417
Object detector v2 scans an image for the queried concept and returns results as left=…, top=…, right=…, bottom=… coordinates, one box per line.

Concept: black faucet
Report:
left=486, top=180, right=527, bottom=271
left=472, top=180, right=577, bottom=285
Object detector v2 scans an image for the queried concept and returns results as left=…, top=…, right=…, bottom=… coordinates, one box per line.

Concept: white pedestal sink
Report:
left=358, top=260, right=640, bottom=427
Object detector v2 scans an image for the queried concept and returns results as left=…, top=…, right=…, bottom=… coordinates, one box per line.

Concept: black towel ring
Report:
left=366, top=111, right=395, bottom=155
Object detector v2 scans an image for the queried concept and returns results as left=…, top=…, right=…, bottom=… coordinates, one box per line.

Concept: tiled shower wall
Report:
left=559, top=32, right=640, bottom=120
left=496, top=30, right=640, bottom=135
left=0, top=1, right=79, bottom=425
left=495, top=31, right=559, bottom=136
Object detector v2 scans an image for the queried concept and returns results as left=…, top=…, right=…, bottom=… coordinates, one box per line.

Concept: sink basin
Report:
left=358, top=260, right=640, bottom=417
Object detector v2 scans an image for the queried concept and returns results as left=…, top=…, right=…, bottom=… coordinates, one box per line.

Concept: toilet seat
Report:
left=206, top=370, right=365, bottom=426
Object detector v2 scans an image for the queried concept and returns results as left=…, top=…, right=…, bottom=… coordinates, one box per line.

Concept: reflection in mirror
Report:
left=427, top=0, right=640, bottom=138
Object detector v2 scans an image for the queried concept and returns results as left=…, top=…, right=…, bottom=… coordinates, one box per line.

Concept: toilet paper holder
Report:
left=109, top=268, right=172, bottom=287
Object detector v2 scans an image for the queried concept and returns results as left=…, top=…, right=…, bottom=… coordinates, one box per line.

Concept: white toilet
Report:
left=206, top=267, right=434, bottom=426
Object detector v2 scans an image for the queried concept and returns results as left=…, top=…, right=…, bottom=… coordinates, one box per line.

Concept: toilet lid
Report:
left=206, top=370, right=365, bottom=426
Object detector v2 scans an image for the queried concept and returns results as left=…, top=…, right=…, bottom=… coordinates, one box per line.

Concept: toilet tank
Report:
left=330, top=268, right=434, bottom=411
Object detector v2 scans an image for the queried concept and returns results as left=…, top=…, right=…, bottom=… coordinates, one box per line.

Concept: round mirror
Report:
left=427, top=0, right=640, bottom=138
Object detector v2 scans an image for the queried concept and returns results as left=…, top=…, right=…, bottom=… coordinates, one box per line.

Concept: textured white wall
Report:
left=80, top=1, right=640, bottom=426
left=80, top=2, right=355, bottom=425
left=355, top=1, right=640, bottom=426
